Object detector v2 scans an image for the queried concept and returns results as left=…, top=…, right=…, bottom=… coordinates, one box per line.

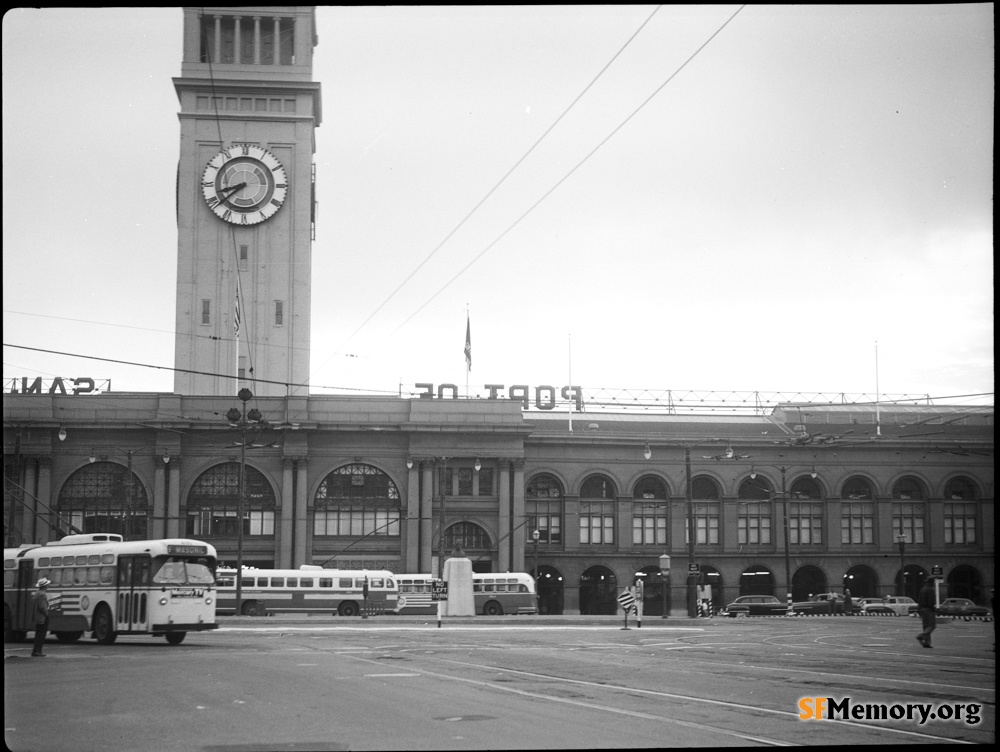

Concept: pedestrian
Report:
left=844, top=588, right=853, bottom=616
left=916, top=576, right=936, bottom=648
left=31, top=577, right=51, bottom=657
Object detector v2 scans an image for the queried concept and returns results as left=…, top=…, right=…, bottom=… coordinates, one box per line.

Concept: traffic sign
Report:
left=431, top=579, right=448, bottom=601
left=617, top=589, right=636, bottom=614
left=688, top=563, right=700, bottom=576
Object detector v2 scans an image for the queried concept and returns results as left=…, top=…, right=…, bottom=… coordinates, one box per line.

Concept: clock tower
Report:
left=173, top=7, right=321, bottom=396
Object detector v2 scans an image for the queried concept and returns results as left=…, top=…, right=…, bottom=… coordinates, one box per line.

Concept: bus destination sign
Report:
left=167, top=544, right=208, bottom=555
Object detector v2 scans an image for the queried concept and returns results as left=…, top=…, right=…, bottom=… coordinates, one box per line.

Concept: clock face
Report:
left=202, top=145, right=288, bottom=225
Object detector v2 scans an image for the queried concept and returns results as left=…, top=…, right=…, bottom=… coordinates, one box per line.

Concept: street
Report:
left=5, top=614, right=994, bottom=750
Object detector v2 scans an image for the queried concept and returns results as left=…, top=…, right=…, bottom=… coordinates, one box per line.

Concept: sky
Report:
left=2, top=5, right=994, bottom=410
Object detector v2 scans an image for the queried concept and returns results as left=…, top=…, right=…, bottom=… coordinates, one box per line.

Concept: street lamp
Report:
left=643, top=439, right=724, bottom=618
left=748, top=464, right=807, bottom=610
left=226, top=387, right=262, bottom=616
left=895, top=532, right=906, bottom=597
left=532, top=529, right=540, bottom=613
left=658, top=554, right=671, bottom=619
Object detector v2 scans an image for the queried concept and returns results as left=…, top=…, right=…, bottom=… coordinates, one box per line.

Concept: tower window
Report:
left=201, top=299, right=211, bottom=325
left=274, top=301, right=284, bottom=326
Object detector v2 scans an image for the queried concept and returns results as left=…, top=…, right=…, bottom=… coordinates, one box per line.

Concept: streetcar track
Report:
left=334, top=649, right=797, bottom=747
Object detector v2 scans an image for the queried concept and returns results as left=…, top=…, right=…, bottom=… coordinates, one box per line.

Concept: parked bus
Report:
left=395, top=572, right=537, bottom=616
left=215, top=566, right=398, bottom=617
left=4, top=534, right=218, bottom=645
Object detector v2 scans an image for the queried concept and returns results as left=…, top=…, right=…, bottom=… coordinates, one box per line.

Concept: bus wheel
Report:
left=55, top=631, right=84, bottom=643
left=338, top=601, right=359, bottom=617
left=241, top=601, right=266, bottom=617
left=165, top=632, right=186, bottom=645
left=93, top=605, right=117, bottom=644
left=484, top=601, right=504, bottom=616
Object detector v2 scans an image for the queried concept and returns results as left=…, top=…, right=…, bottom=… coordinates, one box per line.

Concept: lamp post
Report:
left=226, top=388, right=262, bottom=616
left=658, top=554, right=671, bottom=619
left=749, top=464, right=814, bottom=610
left=532, top=529, right=540, bottom=613
left=642, top=440, right=724, bottom=618
left=895, top=532, right=906, bottom=597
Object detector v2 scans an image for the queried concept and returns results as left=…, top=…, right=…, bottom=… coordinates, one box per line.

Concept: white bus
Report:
left=4, top=534, right=218, bottom=645
left=215, top=566, right=398, bottom=617
left=395, top=572, right=537, bottom=616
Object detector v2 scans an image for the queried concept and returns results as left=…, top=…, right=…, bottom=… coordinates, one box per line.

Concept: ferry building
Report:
left=3, top=8, right=994, bottom=615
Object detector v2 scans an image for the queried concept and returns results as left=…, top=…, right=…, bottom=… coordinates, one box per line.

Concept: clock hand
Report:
left=217, top=182, right=247, bottom=205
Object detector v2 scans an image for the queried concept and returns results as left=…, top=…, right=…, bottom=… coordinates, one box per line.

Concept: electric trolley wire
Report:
left=321, top=5, right=666, bottom=372
left=350, top=5, right=747, bottom=362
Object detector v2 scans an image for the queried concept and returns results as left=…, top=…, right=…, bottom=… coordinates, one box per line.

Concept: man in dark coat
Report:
left=31, top=578, right=51, bottom=657
left=916, top=577, right=937, bottom=648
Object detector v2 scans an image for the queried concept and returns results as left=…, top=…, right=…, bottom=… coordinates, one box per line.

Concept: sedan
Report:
left=723, top=595, right=788, bottom=617
left=859, top=596, right=918, bottom=616
left=936, top=598, right=990, bottom=617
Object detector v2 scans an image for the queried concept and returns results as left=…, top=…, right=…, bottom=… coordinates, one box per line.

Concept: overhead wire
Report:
left=319, top=5, right=665, bottom=374
left=352, top=5, right=748, bottom=361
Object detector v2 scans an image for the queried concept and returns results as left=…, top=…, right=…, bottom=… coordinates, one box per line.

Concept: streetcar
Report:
left=215, top=565, right=398, bottom=617
left=395, top=572, right=537, bottom=616
left=3, top=534, right=218, bottom=645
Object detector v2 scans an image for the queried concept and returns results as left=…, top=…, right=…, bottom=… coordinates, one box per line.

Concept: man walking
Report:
left=916, top=576, right=937, bottom=648
left=31, top=577, right=51, bottom=657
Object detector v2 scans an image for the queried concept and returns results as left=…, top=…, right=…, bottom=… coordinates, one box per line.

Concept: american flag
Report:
left=234, top=277, right=242, bottom=337
left=464, top=314, right=471, bottom=372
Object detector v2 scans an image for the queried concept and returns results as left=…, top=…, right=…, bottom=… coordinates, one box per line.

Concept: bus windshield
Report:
left=151, top=556, right=215, bottom=586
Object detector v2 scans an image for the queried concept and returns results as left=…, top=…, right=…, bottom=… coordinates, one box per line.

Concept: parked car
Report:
left=859, top=596, right=918, bottom=616
left=936, top=598, right=990, bottom=617
left=723, top=595, right=788, bottom=617
left=790, top=592, right=853, bottom=614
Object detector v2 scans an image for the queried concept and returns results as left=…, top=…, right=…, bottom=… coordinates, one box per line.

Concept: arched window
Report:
left=841, top=476, right=874, bottom=500
left=314, top=463, right=401, bottom=537
left=632, top=475, right=669, bottom=546
left=60, top=461, right=149, bottom=540
left=789, top=476, right=822, bottom=500
left=689, top=476, right=720, bottom=545
left=840, top=477, right=875, bottom=544
left=187, top=462, right=276, bottom=537
left=444, top=521, right=491, bottom=550
left=892, top=476, right=926, bottom=544
left=892, top=476, right=925, bottom=500
left=737, top=477, right=771, bottom=545
left=527, top=473, right=563, bottom=544
left=944, top=476, right=978, bottom=501
left=580, top=474, right=616, bottom=545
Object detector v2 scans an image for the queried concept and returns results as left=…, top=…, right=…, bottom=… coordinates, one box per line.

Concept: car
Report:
left=790, top=592, right=851, bottom=614
left=723, top=595, right=789, bottom=617
left=935, top=598, right=990, bottom=617
left=859, top=596, right=918, bottom=616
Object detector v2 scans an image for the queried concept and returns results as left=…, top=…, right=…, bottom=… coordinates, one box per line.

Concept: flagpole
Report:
left=568, top=333, right=573, bottom=433
left=464, top=308, right=471, bottom=398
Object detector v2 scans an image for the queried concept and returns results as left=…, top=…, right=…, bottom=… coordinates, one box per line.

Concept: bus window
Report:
left=87, top=567, right=101, bottom=584
left=74, top=567, right=88, bottom=585
left=102, top=554, right=114, bottom=564
left=39, top=557, right=50, bottom=567
left=319, top=578, right=332, bottom=588
left=88, top=555, right=101, bottom=565
left=484, top=584, right=495, bottom=592
left=270, top=578, right=284, bottom=587
left=300, top=578, right=313, bottom=587
left=50, top=557, right=62, bottom=566
left=151, top=557, right=215, bottom=586
left=338, top=578, right=352, bottom=589
left=370, top=578, right=384, bottom=588
left=286, top=578, right=298, bottom=587
left=76, top=556, right=88, bottom=565
left=100, top=567, right=115, bottom=585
